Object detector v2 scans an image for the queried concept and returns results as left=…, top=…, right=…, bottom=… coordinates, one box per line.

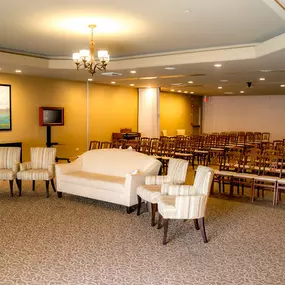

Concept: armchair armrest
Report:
left=20, top=161, right=32, bottom=171
left=145, top=175, right=169, bottom=185
left=48, top=164, right=56, bottom=178
left=162, top=184, right=197, bottom=195
left=175, top=194, right=208, bottom=219
left=12, top=162, right=20, bottom=173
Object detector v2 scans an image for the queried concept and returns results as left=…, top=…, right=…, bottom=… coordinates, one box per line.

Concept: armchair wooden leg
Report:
left=194, top=219, right=200, bottom=230
left=57, top=191, right=62, bottom=198
left=9, top=180, right=13, bottom=197
left=32, top=180, right=35, bottom=191
left=163, top=218, right=169, bottom=245
left=45, top=180, right=50, bottom=198
left=126, top=207, right=133, bottom=214
left=51, top=178, right=56, bottom=192
left=199, top=217, right=208, bottom=243
left=18, top=180, right=22, bottom=197
left=151, top=203, right=157, bottom=227
left=157, top=213, right=163, bottom=229
left=137, top=195, right=142, bottom=216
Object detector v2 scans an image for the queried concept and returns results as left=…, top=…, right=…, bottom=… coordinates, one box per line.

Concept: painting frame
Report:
left=0, top=84, right=12, bottom=131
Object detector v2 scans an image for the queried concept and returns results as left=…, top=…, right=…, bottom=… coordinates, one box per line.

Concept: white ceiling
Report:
left=1, top=0, right=285, bottom=96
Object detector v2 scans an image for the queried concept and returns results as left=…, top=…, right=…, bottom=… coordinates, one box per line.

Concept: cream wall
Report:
left=88, top=83, right=138, bottom=141
left=160, top=92, right=192, bottom=136
left=202, top=95, right=285, bottom=140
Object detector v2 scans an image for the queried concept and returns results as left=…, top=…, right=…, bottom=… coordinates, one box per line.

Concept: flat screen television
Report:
left=39, top=107, right=64, bottom=126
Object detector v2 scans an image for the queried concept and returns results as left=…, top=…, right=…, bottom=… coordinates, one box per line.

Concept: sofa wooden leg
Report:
left=32, top=180, right=35, bottom=191
left=45, top=180, right=49, bottom=198
left=151, top=203, right=157, bottom=227
left=126, top=207, right=132, bottom=214
left=9, top=180, right=13, bottom=197
left=51, top=178, right=56, bottom=192
left=199, top=217, right=208, bottom=243
left=137, top=195, right=142, bottom=216
left=163, top=218, right=169, bottom=245
left=194, top=219, right=200, bottom=230
left=57, top=191, right=62, bottom=198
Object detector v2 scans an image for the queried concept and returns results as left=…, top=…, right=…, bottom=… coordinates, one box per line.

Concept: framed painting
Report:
left=0, top=84, right=12, bottom=131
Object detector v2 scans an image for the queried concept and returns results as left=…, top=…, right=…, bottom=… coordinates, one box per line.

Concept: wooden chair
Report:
left=100, top=141, right=112, bottom=149
left=89, top=140, right=101, bottom=150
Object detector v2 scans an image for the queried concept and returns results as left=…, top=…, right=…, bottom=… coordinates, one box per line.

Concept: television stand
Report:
left=46, top=126, right=59, bottom=147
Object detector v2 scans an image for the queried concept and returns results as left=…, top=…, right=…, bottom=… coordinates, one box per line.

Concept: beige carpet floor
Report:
left=1, top=172, right=285, bottom=285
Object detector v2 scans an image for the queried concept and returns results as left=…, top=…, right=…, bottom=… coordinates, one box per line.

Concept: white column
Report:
left=138, top=88, right=160, bottom=138
left=86, top=80, right=90, bottom=151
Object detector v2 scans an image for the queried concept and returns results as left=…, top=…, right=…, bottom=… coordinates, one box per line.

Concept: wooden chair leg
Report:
left=151, top=203, right=157, bottom=227
left=194, top=219, right=200, bottom=230
left=251, top=182, right=255, bottom=202
left=9, top=180, right=13, bottom=197
left=18, top=180, right=22, bottom=197
left=163, top=218, right=169, bottom=245
left=51, top=178, right=56, bottom=192
left=157, top=213, right=163, bottom=229
left=57, top=191, right=62, bottom=198
left=45, top=180, right=49, bottom=198
left=32, top=180, right=35, bottom=191
left=199, top=217, right=208, bottom=243
left=137, top=195, right=142, bottom=216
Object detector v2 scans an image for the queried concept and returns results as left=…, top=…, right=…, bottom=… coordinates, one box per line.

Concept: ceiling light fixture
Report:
left=130, top=70, right=136, bottom=74
left=259, top=78, right=265, bottom=81
left=164, top=67, right=176, bottom=70
left=281, top=85, right=285, bottom=87
left=111, top=81, right=116, bottom=84
left=188, top=81, right=193, bottom=84
left=15, top=70, right=22, bottom=73
left=178, top=90, right=182, bottom=93
left=130, top=84, right=135, bottom=86
left=171, top=89, right=175, bottom=92
left=214, top=64, right=222, bottom=67
left=139, top=76, right=157, bottom=80
left=218, top=86, right=223, bottom=89
left=190, top=92, right=194, bottom=94
left=73, top=25, right=110, bottom=76
left=88, top=79, right=93, bottom=81
left=184, top=91, right=188, bottom=93
left=240, top=91, right=244, bottom=94
left=220, top=79, right=228, bottom=82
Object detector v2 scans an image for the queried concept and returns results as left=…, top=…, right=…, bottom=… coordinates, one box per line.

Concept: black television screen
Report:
left=39, top=107, right=64, bottom=126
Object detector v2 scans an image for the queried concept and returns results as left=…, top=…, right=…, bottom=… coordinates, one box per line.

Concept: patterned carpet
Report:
left=1, top=175, right=285, bottom=285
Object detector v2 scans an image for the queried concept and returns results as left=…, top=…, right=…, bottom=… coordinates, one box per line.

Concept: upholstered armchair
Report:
left=0, top=147, right=21, bottom=197
left=137, top=158, right=189, bottom=226
left=157, top=165, right=214, bottom=244
left=17, top=147, right=56, bottom=198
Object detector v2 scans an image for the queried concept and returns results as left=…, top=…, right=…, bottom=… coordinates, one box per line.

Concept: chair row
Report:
left=0, top=147, right=56, bottom=198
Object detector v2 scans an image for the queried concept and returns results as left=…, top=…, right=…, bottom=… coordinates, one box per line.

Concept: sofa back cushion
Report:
left=81, top=149, right=158, bottom=177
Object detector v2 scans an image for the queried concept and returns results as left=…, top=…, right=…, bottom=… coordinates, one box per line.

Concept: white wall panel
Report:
left=138, top=88, right=160, bottom=138
left=202, top=95, right=285, bottom=140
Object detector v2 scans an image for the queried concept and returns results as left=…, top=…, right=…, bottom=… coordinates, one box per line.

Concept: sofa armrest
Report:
left=55, top=157, right=82, bottom=176
left=20, top=161, right=32, bottom=171
left=125, top=173, right=148, bottom=206
left=48, top=164, right=56, bottom=178
left=12, top=162, right=20, bottom=173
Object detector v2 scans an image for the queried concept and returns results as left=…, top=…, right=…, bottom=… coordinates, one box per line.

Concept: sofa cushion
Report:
left=81, top=149, right=158, bottom=177
left=60, top=171, right=126, bottom=193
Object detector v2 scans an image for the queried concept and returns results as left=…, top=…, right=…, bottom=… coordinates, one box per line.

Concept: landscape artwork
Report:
left=0, top=85, right=11, bottom=131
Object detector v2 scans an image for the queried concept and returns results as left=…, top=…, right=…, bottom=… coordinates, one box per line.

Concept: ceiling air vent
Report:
left=101, top=72, right=122, bottom=76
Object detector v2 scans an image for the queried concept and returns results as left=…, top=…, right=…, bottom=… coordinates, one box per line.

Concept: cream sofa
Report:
left=55, top=149, right=162, bottom=213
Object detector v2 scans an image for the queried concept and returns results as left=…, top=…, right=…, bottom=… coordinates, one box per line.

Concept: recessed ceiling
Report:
left=1, top=0, right=285, bottom=96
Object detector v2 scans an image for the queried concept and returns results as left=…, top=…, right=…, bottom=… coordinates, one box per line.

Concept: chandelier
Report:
left=72, top=25, right=110, bottom=76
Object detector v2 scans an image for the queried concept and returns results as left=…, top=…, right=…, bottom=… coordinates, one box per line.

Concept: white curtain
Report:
left=138, top=88, right=160, bottom=138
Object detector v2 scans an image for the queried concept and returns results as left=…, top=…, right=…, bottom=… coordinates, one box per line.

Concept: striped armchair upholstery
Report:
left=158, top=166, right=214, bottom=244
left=17, top=148, right=57, bottom=198
left=137, top=158, right=189, bottom=226
left=0, top=147, right=21, bottom=197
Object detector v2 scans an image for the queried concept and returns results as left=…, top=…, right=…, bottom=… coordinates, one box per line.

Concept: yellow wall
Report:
left=160, top=92, right=192, bottom=136
left=0, top=74, right=87, bottom=160
left=89, top=84, right=138, bottom=141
